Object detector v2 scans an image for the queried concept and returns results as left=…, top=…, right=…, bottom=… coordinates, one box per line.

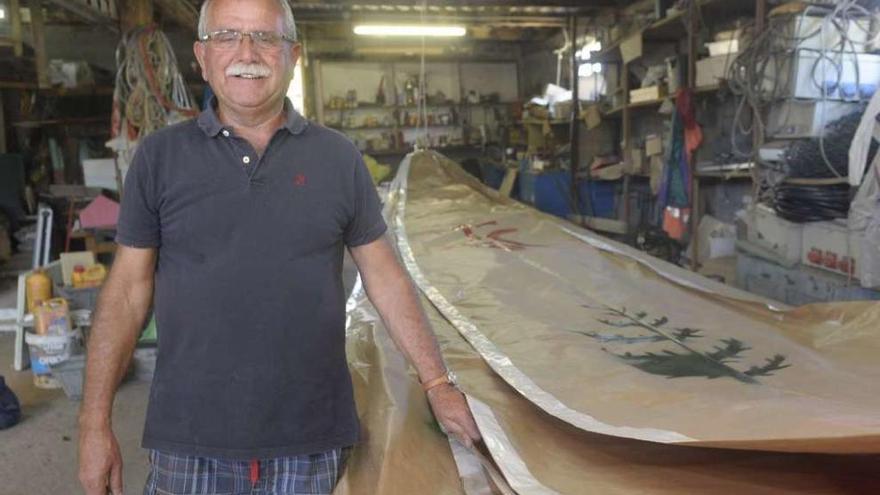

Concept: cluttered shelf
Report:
left=11, top=116, right=108, bottom=128
left=601, top=83, right=723, bottom=117
left=696, top=162, right=754, bottom=180
left=328, top=124, right=458, bottom=131
left=696, top=171, right=753, bottom=180
left=324, top=101, right=517, bottom=111
left=361, top=144, right=479, bottom=157
left=593, top=0, right=753, bottom=61
left=519, top=118, right=571, bottom=126
left=0, top=81, right=115, bottom=96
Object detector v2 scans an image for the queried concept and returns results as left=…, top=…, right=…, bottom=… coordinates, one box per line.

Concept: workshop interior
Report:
left=2, top=0, right=880, bottom=493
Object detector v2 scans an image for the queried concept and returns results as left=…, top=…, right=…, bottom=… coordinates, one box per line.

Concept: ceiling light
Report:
left=0, top=7, right=6, bottom=20
left=353, top=25, right=467, bottom=37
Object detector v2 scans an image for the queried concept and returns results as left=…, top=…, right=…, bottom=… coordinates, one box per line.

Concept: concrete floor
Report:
left=0, top=245, right=151, bottom=494
left=0, top=249, right=360, bottom=494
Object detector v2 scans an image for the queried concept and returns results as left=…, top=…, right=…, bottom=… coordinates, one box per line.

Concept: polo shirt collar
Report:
left=197, top=95, right=309, bottom=137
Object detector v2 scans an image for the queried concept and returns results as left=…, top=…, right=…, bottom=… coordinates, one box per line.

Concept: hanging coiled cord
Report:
left=113, top=25, right=197, bottom=142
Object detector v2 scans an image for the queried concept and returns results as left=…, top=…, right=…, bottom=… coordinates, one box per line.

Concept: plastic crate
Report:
left=49, top=354, right=85, bottom=400
left=53, top=284, right=100, bottom=311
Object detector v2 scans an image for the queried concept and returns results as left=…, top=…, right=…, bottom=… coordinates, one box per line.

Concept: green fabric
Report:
left=139, top=315, right=157, bottom=343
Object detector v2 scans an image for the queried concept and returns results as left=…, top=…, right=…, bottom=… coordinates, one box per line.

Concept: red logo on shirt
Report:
left=294, top=174, right=307, bottom=186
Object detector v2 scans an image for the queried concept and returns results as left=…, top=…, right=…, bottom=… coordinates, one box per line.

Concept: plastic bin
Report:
left=49, top=354, right=85, bottom=400
left=54, top=283, right=100, bottom=311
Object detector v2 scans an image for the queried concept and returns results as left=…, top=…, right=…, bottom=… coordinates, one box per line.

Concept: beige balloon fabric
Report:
left=395, top=150, right=880, bottom=454
left=334, top=150, right=880, bottom=494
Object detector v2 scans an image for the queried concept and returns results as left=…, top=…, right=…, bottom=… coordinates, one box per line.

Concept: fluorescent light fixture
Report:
left=353, top=25, right=466, bottom=37
left=0, top=7, right=6, bottom=20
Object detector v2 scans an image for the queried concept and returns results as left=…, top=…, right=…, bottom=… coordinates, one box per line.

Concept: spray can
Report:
left=26, top=269, right=52, bottom=313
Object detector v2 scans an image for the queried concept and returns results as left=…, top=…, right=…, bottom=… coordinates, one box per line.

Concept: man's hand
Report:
left=426, top=385, right=482, bottom=448
left=78, top=425, right=124, bottom=495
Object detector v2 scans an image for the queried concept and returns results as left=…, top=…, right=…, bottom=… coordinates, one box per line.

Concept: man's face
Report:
left=193, top=0, right=301, bottom=114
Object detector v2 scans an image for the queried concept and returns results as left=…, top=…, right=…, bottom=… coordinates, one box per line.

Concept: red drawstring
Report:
left=249, top=459, right=259, bottom=487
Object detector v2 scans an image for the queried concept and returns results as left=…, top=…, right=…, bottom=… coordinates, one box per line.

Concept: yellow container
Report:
left=74, top=263, right=107, bottom=288
left=72, top=265, right=86, bottom=288
left=26, top=268, right=53, bottom=313
left=34, top=298, right=72, bottom=336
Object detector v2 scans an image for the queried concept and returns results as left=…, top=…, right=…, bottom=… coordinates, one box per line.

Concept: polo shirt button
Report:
left=222, top=130, right=230, bottom=137
left=242, top=156, right=251, bottom=164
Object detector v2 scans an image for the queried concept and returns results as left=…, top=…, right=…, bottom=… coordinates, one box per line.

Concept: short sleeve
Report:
left=343, top=154, right=387, bottom=247
left=115, top=143, right=161, bottom=248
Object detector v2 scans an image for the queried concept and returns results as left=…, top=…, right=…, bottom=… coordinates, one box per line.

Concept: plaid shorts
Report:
left=143, top=448, right=348, bottom=495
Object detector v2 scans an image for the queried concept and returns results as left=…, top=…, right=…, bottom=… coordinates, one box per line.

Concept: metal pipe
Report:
left=569, top=15, right=582, bottom=218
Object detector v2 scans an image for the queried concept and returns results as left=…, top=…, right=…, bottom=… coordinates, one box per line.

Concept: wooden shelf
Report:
left=520, top=118, right=570, bottom=126
left=695, top=83, right=723, bottom=94
left=362, top=144, right=477, bottom=157
left=324, top=102, right=514, bottom=111
left=329, top=124, right=457, bottom=131
left=11, top=116, right=107, bottom=128
left=628, top=97, right=667, bottom=109
left=591, top=0, right=753, bottom=63
left=696, top=171, right=753, bottom=180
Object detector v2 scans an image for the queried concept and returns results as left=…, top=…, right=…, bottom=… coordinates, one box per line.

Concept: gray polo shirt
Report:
left=116, top=98, right=386, bottom=459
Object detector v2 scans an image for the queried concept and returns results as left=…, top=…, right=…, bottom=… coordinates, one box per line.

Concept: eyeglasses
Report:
left=200, top=30, right=296, bottom=51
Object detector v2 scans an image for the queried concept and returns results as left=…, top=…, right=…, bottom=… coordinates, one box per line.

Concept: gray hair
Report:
left=198, top=0, right=297, bottom=40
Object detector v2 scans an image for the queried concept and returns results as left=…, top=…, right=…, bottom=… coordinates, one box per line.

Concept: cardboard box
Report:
left=627, top=147, right=646, bottom=175
left=592, top=163, right=625, bottom=181
left=629, top=85, right=666, bottom=104
left=645, top=134, right=663, bottom=156
left=82, top=158, right=129, bottom=192
left=801, top=220, right=864, bottom=279
left=696, top=55, right=735, bottom=88
left=649, top=155, right=664, bottom=194
left=706, top=39, right=739, bottom=57
left=746, top=204, right=803, bottom=265
left=583, top=105, right=602, bottom=130
left=620, top=33, right=643, bottom=64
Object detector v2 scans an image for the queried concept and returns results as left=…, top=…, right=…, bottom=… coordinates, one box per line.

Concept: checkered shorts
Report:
left=143, top=448, right=348, bottom=495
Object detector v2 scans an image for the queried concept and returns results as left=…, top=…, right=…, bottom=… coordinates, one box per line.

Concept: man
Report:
left=77, top=0, right=480, bottom=493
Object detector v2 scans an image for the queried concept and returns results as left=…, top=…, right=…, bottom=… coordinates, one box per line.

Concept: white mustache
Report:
left=226, top=63, right=271, bottom=77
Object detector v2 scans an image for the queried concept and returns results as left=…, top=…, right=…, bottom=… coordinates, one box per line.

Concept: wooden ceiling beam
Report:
left=154, top=0, right=199, bottom=32
left=44, top=0, right=118, bottom=31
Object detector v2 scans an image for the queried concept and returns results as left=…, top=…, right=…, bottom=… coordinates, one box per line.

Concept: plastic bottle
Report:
left=72, top=265, right=86, bottom=289
left=26, top=269, right=52, bottom=313
left=81, top=264, right=107, bottom=288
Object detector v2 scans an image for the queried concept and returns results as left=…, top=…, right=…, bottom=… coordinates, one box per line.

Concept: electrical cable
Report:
left=773, top=182, right=851, bottom=222
left=726, top=0, right=879, bottom=202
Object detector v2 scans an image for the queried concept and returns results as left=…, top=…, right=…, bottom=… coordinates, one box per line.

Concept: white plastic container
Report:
left=25, top=328, right=82, bottom=368
left=801, top=220, right=864, bottom=279
left=706, top=39, right=739, bottom=57
left=746, top=204, right=803, bottom=265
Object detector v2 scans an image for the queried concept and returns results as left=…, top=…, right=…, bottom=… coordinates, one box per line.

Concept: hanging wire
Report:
left=113, top=25, right=197, bottom=143
left=414, top=0, right=430, bottom=149
left=725, top=0, right=880, bottom=200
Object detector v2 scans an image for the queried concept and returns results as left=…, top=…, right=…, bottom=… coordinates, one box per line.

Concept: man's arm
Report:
left=78, top=245, right=157, bottom=495
left=349, top=236, right=481, bottom=447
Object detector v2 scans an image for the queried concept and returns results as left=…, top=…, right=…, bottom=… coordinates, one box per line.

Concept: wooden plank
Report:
left=568, top=215, right=629, bottom=235
left=45, top=0, right=118, bottom=29
left=28, top=0, right=49, bottom=89
left=154, top=0, right=198, bottom=32
left=8, top=0, right=23, bottom=57
left=498, top=168, right=518, bottom=198
left=120, top=0, right=152, bottom=30
left=0, top=90, right=6, bottom=153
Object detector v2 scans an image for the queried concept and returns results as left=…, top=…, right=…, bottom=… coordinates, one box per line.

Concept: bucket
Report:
left=25, top=328, right=82, bottom=369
